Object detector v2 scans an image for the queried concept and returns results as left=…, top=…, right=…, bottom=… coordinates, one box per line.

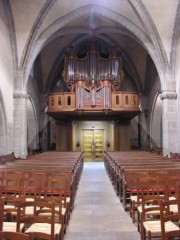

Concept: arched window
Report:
left=58, top=96, right=61, bottom=106
left=125, top=95, right=129, bottom=104
left=133, top=95, right=136, bottom=105
left=51, top=97, right=54, bottom=105
left=116, top=95, right=119, bottom=105
left=67, top=96, right=71, bottom=105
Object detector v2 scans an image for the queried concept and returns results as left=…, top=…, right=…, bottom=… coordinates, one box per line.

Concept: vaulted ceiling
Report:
left=6, top=0, right=179, bottom=96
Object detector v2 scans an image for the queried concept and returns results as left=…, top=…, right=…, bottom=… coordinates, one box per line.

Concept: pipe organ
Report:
left=46, top=43, right=140, bottom=119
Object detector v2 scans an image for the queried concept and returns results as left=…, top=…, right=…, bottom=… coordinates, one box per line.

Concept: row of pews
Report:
left=0, top=150, right=84, bottom=240
left=104, top=151, right=180, bottom=208
left=104, top=150, right=180, bottom=240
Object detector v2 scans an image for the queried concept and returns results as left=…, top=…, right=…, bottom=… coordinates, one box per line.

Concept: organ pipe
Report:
left=64, top=42, right=123, bottom=90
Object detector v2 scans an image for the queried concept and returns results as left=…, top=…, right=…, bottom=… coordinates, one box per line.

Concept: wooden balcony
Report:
left=46, top=92, right=141, bottom=120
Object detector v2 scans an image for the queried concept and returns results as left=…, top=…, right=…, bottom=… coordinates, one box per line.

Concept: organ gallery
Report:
left=46, top=43, right=140, bottom=120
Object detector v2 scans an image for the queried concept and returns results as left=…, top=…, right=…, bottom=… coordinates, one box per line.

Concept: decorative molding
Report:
left=159, top=91, right=177, bottom=100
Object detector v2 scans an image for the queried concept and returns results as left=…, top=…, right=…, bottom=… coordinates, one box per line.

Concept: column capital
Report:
left=159, top=90, right=177, bottom=100
left=13, top=92, right=28, bottom=99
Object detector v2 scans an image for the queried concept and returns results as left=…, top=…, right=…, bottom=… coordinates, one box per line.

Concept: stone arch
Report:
left=150, top=93, right=162, bottom=149
left=128, top=0, right=168, bottom=70
left=22, top=4, right=167, bottom=89
left=0, top=90, right=7, bottom=154
left=27, top=96, right=39, bottom=150
left=170, top=0, right=180, bottom=77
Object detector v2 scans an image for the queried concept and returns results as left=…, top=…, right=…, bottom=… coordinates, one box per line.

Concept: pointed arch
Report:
left=128, top=0, right=169, bottom=71
left=23, top=4, right=166, bottom=89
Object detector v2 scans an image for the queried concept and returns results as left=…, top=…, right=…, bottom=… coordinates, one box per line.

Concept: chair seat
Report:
left=138, top=205, right=160, bottom=215
left=3, top=222, right=24, bottom=232
left=143, top=220, right=179, bottom=235
left=25, top=206, right=37, bottom=215
left=130, top=195, right=141, bottom=202
left=169, top=196, right=176, bottom=200
left=170, top=204, right=178, bottom=213
left=41, top=206, right=66, bottom=216
left=56, top=206, right=66, bottom=216
left=25, top=222, right=61, bottom=235
left=4, top=205, right=16, bottom=209
left=64, top=197, right=70, bottom=203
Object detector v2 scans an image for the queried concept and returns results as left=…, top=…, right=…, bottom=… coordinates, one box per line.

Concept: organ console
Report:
left=46, top=42, right=140, bottom=119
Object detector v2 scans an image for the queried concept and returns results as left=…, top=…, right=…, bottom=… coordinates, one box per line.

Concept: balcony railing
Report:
left=46, top=91, right=140, bottom=114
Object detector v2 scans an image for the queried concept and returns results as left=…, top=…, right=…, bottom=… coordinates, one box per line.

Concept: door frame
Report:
left=81, top=129, right=105, bottom=162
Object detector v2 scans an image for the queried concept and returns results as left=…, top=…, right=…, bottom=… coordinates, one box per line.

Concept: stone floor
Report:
left=64, top=162, right=141, bottom=240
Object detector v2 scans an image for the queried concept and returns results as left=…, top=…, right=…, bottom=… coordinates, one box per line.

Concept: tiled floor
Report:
left=65, top=162, right=140, bottom=240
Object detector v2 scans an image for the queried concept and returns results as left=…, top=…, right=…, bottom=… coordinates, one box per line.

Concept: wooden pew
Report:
left=104, top=151, right=180, bottom=210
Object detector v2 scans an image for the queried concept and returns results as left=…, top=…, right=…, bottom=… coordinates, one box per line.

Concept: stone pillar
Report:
left=13, top=92, right=28, bottom=158
left=160, top=90, right=177, bottom=156
left=13, top=70, right=28, bottom=158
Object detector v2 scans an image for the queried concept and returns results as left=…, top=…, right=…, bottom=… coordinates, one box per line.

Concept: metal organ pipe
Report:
left=104, top=86, right=110, bottom=108
left=112, top=58, right=119, bottom=81
left=67, top=48, right=76, bottom=81
left=88, top=44, right=98, bottom=84
left=77, top=86, right=83, bottom=108
left=63, top=43, right=124, bottom=111
left=111, top=48, right=122, bottom=83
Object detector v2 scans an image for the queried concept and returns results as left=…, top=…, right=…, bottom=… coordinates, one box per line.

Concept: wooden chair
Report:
left=24, top=172, right=47, bottom=201
left=160, top=198, right=180, bottom=240
left=47, top=177, right=69, bottom=226
left=0, top=231, right=34, bottom=240
left=138, top=182, right=166, bottom=237
left=140, top=184, right=178, bottom=240
left=43, top=187, right=65, bottom=239
left=17, top=200, right=63, bottom=240
left=0, top=199, right=24, bottom=233
left=129, top=176, right=158, bottom=223
left=48, top=172, right=73, bottom=214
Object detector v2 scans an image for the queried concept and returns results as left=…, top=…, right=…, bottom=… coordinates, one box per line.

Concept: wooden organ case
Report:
left=46, top=43, right=140, bottom=119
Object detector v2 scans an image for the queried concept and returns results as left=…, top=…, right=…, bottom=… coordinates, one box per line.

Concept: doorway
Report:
left=81, top=129, right=105, bottom=162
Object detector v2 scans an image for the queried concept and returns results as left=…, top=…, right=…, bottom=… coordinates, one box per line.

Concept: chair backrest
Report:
left=47, top=177, right=68, bottom=206
left=0, top=231, right=34, bottom=240
left=17, top=200, right=56, bottom=235
left=140, top=182, right=168, bottom=221
left=128, top=176, right=158, bottom=205
left=2, top=172, right=20, bottom=188
left=0, top=194, right=24, bottom=228
left=24, top=173, right=44, bottom=196
left=44, top=187, right=63, bottom=223
left=160, top=198, right=180, bottom=240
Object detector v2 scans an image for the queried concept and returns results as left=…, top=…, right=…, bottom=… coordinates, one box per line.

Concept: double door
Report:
left=81, top=129, right=105, bottom=161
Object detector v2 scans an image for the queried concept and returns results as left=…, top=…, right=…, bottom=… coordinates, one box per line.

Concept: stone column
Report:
left=160, top=90, right=177, bottom=156
left=13, top=70, right=28, bottom=158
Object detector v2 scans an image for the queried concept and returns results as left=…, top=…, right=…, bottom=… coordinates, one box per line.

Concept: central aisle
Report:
left=65, top=162, right=140, bottom=240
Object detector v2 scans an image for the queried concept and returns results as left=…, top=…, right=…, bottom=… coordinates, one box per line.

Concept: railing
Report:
left=46, top=92, right=140, bottom=113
